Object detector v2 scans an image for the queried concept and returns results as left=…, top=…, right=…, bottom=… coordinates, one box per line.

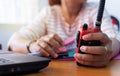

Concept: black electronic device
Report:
left=0, top=51, right=50, bottom=75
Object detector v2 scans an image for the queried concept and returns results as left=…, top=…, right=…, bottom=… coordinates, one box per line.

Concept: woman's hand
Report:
left=74, top=32, right=112, bottom=67
left=30, top=33, right=64, bottom=58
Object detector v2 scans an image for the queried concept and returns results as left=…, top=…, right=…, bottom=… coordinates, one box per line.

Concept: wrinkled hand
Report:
left=74, top=32, right=112, bottom=67
left=30, top=33, right=64, bottom=58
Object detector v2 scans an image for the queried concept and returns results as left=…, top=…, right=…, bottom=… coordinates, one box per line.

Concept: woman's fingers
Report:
left=74, top=53, right=105, bottom=62
left=76, top=59, right=108, bottom=67
left=32, top=33, right=64, bottom=58
left=38, top=47, right=50, bottom=57
left=82, top=32, right=110, bottom=44
left=37, top=40, right=58, bottom=58
left=74, top=53, right=109, bottom=67
left=41, top=36, right=61, bottom=51
left=80, top=46, right=107, bottom=55
left=30, top=42, right=50, bottom=57
left=48, top=33, right=64, bottom=46
left=41, top=33, right=64, bottom=52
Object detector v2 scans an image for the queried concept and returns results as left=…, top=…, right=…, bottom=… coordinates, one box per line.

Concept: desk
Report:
left=26, top=60, right=120, bottom=76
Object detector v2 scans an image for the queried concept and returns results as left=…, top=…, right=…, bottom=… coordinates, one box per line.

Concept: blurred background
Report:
left=0, top=0, right=120, bottom=50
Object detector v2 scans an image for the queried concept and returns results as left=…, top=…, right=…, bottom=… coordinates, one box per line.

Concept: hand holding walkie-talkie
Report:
left=76, top=0, right=106, bottom=66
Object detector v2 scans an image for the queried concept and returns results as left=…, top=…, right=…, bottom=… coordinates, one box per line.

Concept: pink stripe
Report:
left=64, top=37, right=75, bottom=46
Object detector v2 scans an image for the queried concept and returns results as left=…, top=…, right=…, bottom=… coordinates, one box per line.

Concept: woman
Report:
left=8, top=0, right=120, bottom=67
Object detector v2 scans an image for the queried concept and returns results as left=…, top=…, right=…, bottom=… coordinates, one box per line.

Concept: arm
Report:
left=8, top=7, right=49, bottom=53
left=8, top=32, right=64, bottom=58
left=111, top=38, right=120, bottom=58
left=8, top=7, right=64, bottom=58
left=8, top=33, right=31, bottom=53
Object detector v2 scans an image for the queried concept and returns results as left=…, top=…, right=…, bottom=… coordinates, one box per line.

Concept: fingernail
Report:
left=54, top=54, right=58, bottom=58
left=76, top=53, right=80, bottom=57
left=55, top=47, right=66, bottom=53
left=46, top=54, right=50, bottom=57
left=83, top=35, right=89, bottom=39
left=80, top=46, right=86, bottom=51
left=60, top=47, right=67, bottom=52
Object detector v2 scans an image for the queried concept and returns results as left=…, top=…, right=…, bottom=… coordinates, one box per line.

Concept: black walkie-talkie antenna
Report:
left=95, top=0, right=106, bottom=30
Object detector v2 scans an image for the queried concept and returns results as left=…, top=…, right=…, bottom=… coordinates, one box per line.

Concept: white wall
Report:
left=0, top=24, right=22, bottom=50
left=106, top=0, right=120, bottom=20
left=0, top=0, right=48, bottom=50
left=88, top=0, right=120, bottom=20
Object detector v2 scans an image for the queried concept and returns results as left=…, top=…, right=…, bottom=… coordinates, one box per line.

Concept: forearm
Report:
left=8, top=33, right=30, bottom=53
left=111, top=38, right=120, bottom=58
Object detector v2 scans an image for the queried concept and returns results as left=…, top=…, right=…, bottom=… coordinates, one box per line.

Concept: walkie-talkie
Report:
left=76, top=0, right=106, bottom=66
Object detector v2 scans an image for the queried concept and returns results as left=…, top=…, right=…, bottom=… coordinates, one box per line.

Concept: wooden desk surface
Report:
left=26, top=60, right=120, bottom=76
